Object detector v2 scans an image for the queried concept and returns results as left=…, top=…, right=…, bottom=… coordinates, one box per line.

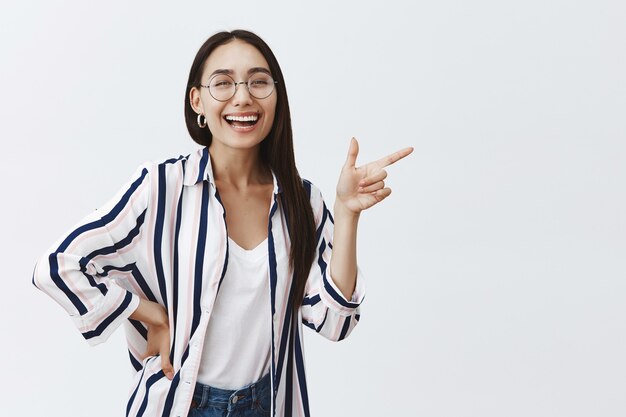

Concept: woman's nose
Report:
left=231, top=81, right=253, bottom=106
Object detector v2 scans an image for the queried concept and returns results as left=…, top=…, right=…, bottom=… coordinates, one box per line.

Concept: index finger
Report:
left=374, top=146, right=414, bottom=168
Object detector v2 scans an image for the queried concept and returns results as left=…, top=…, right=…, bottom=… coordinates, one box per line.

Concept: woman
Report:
left=32, top=29, right=413, bottom=417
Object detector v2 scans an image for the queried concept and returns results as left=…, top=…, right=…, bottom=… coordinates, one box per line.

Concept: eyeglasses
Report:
left=200, top=72, right=278, bottom=102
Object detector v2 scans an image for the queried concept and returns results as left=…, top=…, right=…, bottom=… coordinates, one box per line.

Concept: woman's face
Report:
left=190, top=39, right=277, bottom=152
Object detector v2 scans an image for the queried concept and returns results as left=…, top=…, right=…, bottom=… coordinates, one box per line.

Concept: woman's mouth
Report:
left=224, top=113, right=260, bottom=131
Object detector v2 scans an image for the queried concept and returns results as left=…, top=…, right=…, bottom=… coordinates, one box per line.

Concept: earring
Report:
left=197, top=113, right=207, bottom=128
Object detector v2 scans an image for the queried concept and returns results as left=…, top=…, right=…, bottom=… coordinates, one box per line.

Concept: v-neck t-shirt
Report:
left=196, top=236, right=271, bottom=389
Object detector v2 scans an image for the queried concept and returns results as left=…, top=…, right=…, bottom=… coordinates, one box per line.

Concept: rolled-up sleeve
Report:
left=32, top=163, right=152, bottom=346
left=300, top=180, right=365, bottom=342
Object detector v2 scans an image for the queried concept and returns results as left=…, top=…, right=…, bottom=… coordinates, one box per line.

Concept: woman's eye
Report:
left=214, top=81, right=232, bottom=88
left=250, top=79, right=269, bottom=87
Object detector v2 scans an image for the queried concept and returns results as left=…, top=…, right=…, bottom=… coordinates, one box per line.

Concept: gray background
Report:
left=2, top=0, right=625, bottom=416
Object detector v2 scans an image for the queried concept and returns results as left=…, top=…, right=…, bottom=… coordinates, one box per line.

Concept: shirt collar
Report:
left=182, top=146, right=282, bottom=194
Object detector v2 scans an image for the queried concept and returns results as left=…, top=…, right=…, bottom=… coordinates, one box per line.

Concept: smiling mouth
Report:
left=224, top=114, right=259, bottom=128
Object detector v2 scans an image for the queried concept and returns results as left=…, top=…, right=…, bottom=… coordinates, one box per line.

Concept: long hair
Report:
left=184, top=30, right=316, bottom=310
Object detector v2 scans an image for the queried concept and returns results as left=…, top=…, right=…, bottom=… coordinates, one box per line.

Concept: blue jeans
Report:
left=188, top=372, right=272, bottom=417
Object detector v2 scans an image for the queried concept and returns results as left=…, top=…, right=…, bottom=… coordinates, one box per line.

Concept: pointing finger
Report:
left=374, top=146, right=414, bottom=168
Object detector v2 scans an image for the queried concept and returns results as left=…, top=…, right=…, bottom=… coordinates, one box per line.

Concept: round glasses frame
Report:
left=200, top=73, right=278, bottom=102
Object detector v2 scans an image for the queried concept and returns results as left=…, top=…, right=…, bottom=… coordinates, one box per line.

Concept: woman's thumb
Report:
left=161, top=346, right=174, bottom=380
left=344, top=137, right=359, bottom=168
left=162, top=356, right=174, bottom=380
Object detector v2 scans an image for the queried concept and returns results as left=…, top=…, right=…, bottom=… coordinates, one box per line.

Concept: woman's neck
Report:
left=208, top=142, right=272, bottom=190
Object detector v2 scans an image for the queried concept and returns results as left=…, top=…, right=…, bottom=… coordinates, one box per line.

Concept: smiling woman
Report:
left=32, top=29, right=413, bottom=417
left=190, top=39, right=278, bottom=147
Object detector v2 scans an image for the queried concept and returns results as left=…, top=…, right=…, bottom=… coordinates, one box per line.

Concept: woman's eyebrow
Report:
left=247, top=67, right=271, bottom=75
left=210, top=69, right=233, bottom=77
left=209, top=67, right=271, bottom=77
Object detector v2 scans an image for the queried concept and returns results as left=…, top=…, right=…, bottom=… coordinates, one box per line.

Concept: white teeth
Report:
left=225, top=114, right=259, bottom=122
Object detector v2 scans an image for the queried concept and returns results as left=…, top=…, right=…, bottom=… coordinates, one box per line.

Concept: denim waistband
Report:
left=191, top=372, right=271, bottom=410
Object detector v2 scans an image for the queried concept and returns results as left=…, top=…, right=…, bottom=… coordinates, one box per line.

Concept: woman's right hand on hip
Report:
left=129, top=298, right=175, bottom=380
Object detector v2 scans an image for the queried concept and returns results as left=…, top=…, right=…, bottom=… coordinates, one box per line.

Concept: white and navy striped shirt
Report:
left=32, top=146, right=365, bottom=417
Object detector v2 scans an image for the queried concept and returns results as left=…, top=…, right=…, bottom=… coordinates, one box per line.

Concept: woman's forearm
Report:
left=329, top=201, right=360, bottom=300
left=129, top=298, right=168, bottom=327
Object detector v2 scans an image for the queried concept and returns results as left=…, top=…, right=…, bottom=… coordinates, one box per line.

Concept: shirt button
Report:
left=232, top=396, right=238, bottom=404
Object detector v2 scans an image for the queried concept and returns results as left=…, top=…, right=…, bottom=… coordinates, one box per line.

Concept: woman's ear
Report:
left=189, top=86, right=204, bottom=115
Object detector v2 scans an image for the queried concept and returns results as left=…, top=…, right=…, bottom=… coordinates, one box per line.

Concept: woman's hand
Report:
left=129, top=298, right=174, bottom=380
left=335, top=137, right=414, bottom=214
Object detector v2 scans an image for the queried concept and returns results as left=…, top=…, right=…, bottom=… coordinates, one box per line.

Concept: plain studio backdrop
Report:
left=2, top=1, right=625, bottom=416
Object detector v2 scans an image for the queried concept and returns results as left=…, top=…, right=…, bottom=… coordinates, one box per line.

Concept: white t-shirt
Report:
left=196, top=236, right=272, bottom=389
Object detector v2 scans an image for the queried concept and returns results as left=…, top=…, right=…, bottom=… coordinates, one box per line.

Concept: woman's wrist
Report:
left=129, top=298, right=168, bottom=327
left=333, top=199, right=361, bottom=220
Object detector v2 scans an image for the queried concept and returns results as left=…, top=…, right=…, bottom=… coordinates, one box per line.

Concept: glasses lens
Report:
left=209, top=74, right=235, bottom=101
left=247, top=73, right=275, bottom=99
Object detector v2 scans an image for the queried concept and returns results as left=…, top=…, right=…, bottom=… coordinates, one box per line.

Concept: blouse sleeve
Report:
left=300, top=180, right=366, bottom=342
left=32, top=162, right=153, bottom=346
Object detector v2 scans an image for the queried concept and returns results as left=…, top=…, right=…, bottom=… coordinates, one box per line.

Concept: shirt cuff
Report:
left=71, top=283, right=140, bottom=346
left=320, top=265, right=366, bottom=316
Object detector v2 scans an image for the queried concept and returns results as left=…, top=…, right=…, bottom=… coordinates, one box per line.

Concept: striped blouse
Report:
left=32, top=146, right=365, bottom=417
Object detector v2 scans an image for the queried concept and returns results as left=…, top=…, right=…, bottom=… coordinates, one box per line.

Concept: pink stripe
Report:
left=181, top=185, right=202, bottom=369
left=209, top=191, right=227, bottom=294
left=145, top=166, right=159, bottom=303
left=166, top=174, right=183, bottom=334
left=316, top=198, right=324, bottom=226
left=189, top=151, right=199, bottom=185
left=275, top=211, right=292, bottom=355
left=213, top=221, right=226, bottom=281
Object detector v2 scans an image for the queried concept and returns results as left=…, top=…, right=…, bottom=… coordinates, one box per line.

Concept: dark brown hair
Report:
left=184, top=30, right=316, bottom=310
